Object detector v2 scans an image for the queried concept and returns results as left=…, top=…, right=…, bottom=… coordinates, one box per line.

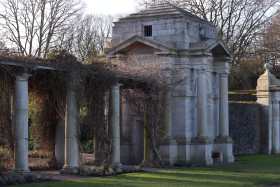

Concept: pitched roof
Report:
left=189, top=38, right=233, bottom=58
left=106, top=35, right=177, bottom=57
left=118, top=2, right=209, bottom=24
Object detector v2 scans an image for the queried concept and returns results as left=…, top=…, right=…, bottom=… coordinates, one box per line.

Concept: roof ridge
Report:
left=168, top=3, right=207, bottom=22
left=118, top=2, right=209, bottom=24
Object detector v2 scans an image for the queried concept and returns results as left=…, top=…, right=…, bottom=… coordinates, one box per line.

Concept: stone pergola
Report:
left=0, top=62, right=123, bottom=175
left=4, top=3, right=236, bottom=175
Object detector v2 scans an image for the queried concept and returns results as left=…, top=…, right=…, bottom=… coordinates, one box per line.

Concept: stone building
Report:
left=106, top=3, right=234, bottom=165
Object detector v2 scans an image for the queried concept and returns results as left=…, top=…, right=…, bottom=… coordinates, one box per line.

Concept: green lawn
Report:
left=19, top=155, right=280, bottom=187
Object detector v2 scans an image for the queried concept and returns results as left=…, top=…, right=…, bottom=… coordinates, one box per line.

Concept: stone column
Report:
left=14, top=74, right=30, bottom=174
left=218, top=73, right=231, bottom=140
left=109, top=83, right=121, bottom=163
left=55, top=120, right=65, bottom=168
left=196, top=69, right=208, bottom=141
left=272, top=101, right=280, bottom=153
left=216, top=72, right=234, bottom=163
left=60, top=84, right=79, bottom=174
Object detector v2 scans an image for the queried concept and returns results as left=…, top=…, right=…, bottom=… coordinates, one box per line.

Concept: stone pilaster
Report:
left=272, top=101, right=280, bottom=153
left=212, top=72, right=219, bottom=138
left=14, top=74, right=30, bottom=174
left=160, top=88, right=177, bottom=165
left=60, top=84, right=79, bottom=175
left=163, top=88, right=172, bottom=140
left=109, top=83, right=122, bottom=163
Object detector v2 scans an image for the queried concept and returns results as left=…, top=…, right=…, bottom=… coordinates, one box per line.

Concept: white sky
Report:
left=82, top=0, right=138, bottom=15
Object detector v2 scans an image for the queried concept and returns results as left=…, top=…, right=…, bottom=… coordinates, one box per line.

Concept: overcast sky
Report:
left=83, top=0, right=138, bottom=15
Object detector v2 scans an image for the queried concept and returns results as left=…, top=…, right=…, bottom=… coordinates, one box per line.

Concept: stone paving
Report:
left=33, top=167, right=170, bottom=181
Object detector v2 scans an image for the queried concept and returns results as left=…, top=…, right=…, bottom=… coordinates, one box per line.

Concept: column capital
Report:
left=272, top=101, right=279, bottom=104
left=197, top=69, right=206, bottom=74
left=66, top=80, right=81, bottom=90
left=15, top=74, right=31, bottom=81
left=219, top=73, right=229, bottom=77
left=111, top=83, right=122, bottom=89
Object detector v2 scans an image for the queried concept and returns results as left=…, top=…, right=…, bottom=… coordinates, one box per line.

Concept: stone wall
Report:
left=228, top=94, right=256, bottom=102
left=229, top=103, right=260, bottom=155
left=112, top=17, right=218, bottom=50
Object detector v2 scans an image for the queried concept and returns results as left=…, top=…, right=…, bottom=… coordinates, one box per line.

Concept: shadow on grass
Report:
left=18, top=155, right=280, bottom=187
left=21, top=171, right=265, bottom=187
left=21, top=175, right=249, bottom=187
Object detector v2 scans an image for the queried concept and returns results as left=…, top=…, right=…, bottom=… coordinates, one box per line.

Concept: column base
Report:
left=55, top=163, right=64, bottom=169
left=189, top=143, right=213, bottom=165
left=214, top=135, right=233, bottom=143
left=160, top=139, right=177, bottom=166
left=223, top=155, right=234, bottom=163
left=12, top=169, right=30, bottom=175
left=60, top=166, right=80, bottom=175
left=140, top=161, right=154, bottom=167
left=192, top=136, right=212, bottom=144
left=213, top=142, right=234, bottom=163
left=272, top=149, right=280, bottom=154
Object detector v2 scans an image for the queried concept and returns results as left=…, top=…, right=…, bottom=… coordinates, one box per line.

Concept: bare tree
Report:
left=60, top=14, right=119, bottom=61
left=0, top=0, right=84, bottom=57
left=261, top=12, right=280, bottom=67
left=118, top=56, right=186, bottom=166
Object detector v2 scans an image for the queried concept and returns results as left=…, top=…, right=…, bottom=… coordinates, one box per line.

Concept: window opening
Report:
left=144, top=25, right=152, bottom=37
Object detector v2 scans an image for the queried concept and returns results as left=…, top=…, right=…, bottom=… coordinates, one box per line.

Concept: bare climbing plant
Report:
left=119, top=56, right=186, bottom=166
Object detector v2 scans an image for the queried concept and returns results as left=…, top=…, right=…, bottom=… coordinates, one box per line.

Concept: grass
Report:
left=18, top=155, right=280, bottom=187
left=228, top=90, right=256, bottom=95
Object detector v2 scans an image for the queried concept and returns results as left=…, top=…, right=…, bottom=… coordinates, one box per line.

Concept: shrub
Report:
left=34, top=141, right=40, bottom=150
left=28, top=141, right=34, bottom=150
left=0, top=147, right=12, bottom=175
left=28, top=150, right=51, bottom=158
left=0, top=137, right=6, bottom=147
left=80, top=162, right=142, bottom=176
left=0, top=172, right=39, bottom=186
left=84, top=140, right=94, bottom=153
left=84, top=159, right=94, bottom=165
left=29, top=162, right=49, bottom=171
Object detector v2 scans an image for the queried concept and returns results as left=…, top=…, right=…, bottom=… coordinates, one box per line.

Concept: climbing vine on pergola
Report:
left=0, top=51, right=185, bottom=172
